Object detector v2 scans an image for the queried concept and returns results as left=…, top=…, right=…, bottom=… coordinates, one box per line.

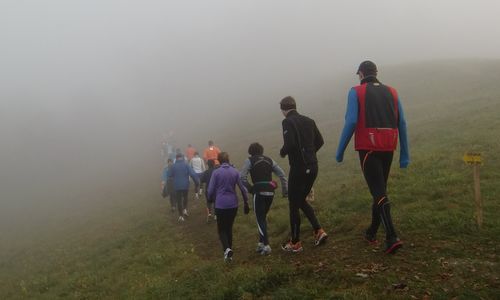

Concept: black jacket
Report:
left=280, top=110, right=324, bottom=168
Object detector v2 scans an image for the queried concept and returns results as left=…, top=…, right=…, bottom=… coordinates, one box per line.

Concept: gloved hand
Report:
left=336, top=153, right=344, bottom=163
left=400, top=159, right=409, bottom=168
left=243, top=202, right=250, bottom=215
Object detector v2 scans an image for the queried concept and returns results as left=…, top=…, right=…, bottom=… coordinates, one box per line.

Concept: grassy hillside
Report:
left=1, top=60, right=499, bottom=299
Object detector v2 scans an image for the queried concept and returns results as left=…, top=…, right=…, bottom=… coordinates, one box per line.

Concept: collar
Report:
left=361, top=75, right=380, bottom=85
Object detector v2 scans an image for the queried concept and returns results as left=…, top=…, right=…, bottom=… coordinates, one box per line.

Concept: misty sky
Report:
left=1, top=1, right=499, bottom=228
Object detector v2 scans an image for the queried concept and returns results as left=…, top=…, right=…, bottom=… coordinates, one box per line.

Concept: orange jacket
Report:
left=185, top=147, right=196, bottom=161
left=203, top=146, right=221, bottom=162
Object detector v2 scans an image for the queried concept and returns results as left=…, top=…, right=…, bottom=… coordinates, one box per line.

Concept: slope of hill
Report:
left=1, top=60, right=499, bottom=299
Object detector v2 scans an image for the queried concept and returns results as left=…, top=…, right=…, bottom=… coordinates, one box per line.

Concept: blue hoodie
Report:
left=169, top=158, right=199, bottom=191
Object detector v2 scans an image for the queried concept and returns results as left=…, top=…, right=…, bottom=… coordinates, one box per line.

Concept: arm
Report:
left=188, top=165, right=200, bottom=187
left=239, top=159, right=253, bottom=193
left=201, top=159, right=206, bottom=172
left=207, top=171, right=217, bottom=201
left=280, top=119, right=296, bottom=158
left=336, top=88, right=358, bottom=162
left=236, top=173, right=249, bottom=203
left=271, top=159, right=288, bottom=196
left=398, top=99, right=410, bottom=168
left=313, top=121, right=324, bottom=152
left=161, top=168, right=168, bottom=190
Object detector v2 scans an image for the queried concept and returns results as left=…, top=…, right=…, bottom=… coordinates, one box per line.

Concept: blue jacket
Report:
left=336, top=87, right=410, bottom=168
left=169, top=158, right=199, bottom=191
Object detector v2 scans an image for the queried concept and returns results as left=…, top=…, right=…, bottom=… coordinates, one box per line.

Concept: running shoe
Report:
left=255, top=242, right=264, bottom=253
left=178, top=216, right=185, bottom=222
left=364, top=230, right=378, bottom=245
left=183, top=209, right=189, bottom=217
left=314, top=228, right=328, bottom=246
left=281, top=240, right=303, bottom=253
left=260, top=245, right=272, bottom=255
left=385, top=237, right=403, bottom=254
left=195, top=193, right=200, bottom=201
left=206, top=213, right=213, bottom=224
left=224, top=248, right=233, bottom=262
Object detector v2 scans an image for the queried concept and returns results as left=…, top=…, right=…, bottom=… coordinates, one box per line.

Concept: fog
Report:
left=1, top=1, right=499, bottom=243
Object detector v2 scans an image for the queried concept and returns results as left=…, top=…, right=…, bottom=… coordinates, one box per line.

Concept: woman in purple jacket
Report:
left=208, top=152, right=250, bottom=262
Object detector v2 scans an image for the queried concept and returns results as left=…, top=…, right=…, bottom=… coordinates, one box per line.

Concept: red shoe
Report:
left=281, top=240, right=303, bottom=253
left=314, top=228, right=328, bottom=246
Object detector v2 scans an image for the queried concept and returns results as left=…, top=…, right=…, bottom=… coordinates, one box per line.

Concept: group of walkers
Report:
left=160, top=61, right=410, bottom=262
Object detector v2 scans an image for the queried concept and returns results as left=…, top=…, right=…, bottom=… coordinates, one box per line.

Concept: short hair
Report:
left=248, top=142, right=264, bottom=156
left=194, top=151, right=199, bottom=156
left=167, top=158, right=173, bottom=163
left=218, top=152, right=229, bottom=164
left=188, top=144, right=192, bottom=147
left=208, top=140, right=214, bottom=146
left=280, top=96, right=296, bottom=110
left=176, top=153, right=183, bottom=159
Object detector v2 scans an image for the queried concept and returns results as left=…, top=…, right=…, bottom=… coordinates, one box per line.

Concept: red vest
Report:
left=354, top=83, right=399, bottom=151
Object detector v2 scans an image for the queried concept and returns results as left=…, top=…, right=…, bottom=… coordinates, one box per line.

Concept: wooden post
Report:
left=463, top=152, right=483, bottom=228
left=473, top=164, right=482, bottom=228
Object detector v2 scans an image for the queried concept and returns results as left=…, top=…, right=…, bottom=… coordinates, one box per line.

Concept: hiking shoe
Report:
left=364, top=230, right=378, bottom=245
left=195, top=193, right=200, bottom=201
left=281, top=240, right=303, bottom=253
left=260, top=245, right=272, bottom=255
left=314, top=228, right=328, bottom=246
left=213, top=214, right=217, bottom=221
left=178, top=216, right=185, bottom=222
left=206, top=214, right=213, bottom=224
left=224, top=248, right=233, bottom=262
left=255, top=242, right=265, bottom=253
left=385, top=237, right=403, bottom=254
left=183, top=209, right=189, bottom=217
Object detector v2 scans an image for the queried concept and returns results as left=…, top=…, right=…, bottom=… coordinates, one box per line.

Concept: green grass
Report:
left=1, top=60, right=499, bottom=299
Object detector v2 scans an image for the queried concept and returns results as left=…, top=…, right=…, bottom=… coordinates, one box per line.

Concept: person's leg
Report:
left=254, top=194, right=272, bottom=245
left=226, top=207, right=238, bottom=249
left=287, top=169, right=303, bottom=244
left=215, top=208, right=230, bottom=251
left=378, top=152, right=398, bottom=241
left=297, top=165, right=321, bottom=231
left=182, top=190, right=189, bottom=213
left=359, top=151, right=385, bottom=236
left=175, top=190, right=183, bottom=216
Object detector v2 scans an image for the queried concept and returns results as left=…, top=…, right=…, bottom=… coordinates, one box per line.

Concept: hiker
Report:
left=207, top=152, right=250, bottom=262
left=189, top=151, right=206, bottom=200
left=161, top=159, right=176, bottom=212
left=240, top=142, right=288, bottom=255
left=185, top=144, right=197, bottom=162
left=200, top=159, right=217, bottom=223
left=203, top=140, right=221, bottom=165
left=279, top=96, right=328, bottom=252
left=169, top=153, right=200, bottom=222
left=335, top=60, right=409, bottom=254
left=173, top=148, right=186, bottom=162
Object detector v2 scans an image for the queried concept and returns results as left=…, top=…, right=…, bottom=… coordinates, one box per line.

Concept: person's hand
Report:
left=336, top=153, right=344, bottom=163
left=244, top=202, right=250, bottom=215
left=400, top=160, right=409, bottom=168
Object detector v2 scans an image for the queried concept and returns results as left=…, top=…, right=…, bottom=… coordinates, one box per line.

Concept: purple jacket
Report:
left=208, top=163, right=249, bottom=209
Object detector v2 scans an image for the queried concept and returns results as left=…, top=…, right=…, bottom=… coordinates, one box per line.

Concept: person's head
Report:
left=194, top=151, right=199, bottom=156
left=218, top=152, right=229, bottom=164
left=207, top=159, right=215, bottom=169
left=188, top=144, right=192, bottom=148
left=208, top=140, right=214, bottom=146
left=248, top=142, right=264, bottom=156
left=280, top=96, right=297, bottom=117
left=176, top=148, right=181, bottom=154
left=356, top=60, right=378, bottom=81
left=167, top=158, right=173, bottom=166
left=176, top=153, right=183, bottom=160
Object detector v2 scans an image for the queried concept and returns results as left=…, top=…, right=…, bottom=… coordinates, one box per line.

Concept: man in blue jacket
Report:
left=169, top=153, right=200, bottom=222
left=336, top=60, right=409, bottom=254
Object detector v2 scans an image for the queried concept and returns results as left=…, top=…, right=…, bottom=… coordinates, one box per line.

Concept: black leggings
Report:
left=358, top=150, right=398, bottom=239
left=175, top=190, right=188, bottom=216
left=253, top=193, right=274, bottom=245
left=215, top=208, right=238, bottom=251
left=288, top=164, right=321, bottom=243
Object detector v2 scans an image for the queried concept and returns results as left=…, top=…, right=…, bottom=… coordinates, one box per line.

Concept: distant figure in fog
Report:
left=185, top=144, right=197, bottom=162
left=189, top=151, right=206, bottom=200
left=200, top=159, right=217, bottom=223
left=208, top=152, right=249, bottom=262
left=203, top=140, right=221, bottom=165
left=169, top=153, right=200, bottom=222
left=161, top=159, right=176, bottom=212
left=335, top=60, right=409, bottom=254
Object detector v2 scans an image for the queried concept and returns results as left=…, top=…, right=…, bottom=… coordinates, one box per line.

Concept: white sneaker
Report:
left=183, top=209, right=189, bottom=217
left=178, top=216, right=185, bottom=222
left=260, top=245, right=272, bottom=255
left=195, top=193, right=200, bottom=201
left=255, top=242, right=265, bottom=253
left=224, top=248, right=233, bottom=262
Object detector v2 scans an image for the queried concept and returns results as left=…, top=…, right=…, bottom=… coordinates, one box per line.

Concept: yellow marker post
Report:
left=463, top=152, right=483, bottom=227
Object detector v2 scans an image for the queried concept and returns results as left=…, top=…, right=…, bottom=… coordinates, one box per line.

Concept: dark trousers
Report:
left=288, top=164, right=321, bottom=243
left=175, top=190, right=188, bottom=216
left=358, top=150, right=398, bottom=239
left=215, top=208, right=238, bottom=251
left=253, top=193, right=274, bottom=245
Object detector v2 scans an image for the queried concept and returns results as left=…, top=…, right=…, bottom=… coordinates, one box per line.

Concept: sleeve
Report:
left=280, top=119, right=296, bottom=158
left=272, top=159, right=288, bottom=195
left=336, top=88, right=359, bottom=162
left=236, top=173, right=249, bottom=203
left=398, top=99, right=410, bottom=168
left=239, top=159, right=253, bottom=193
left=313, top=121, right=324, bottom=152
left=201, top=159, right=206, bottom=172
left=161, top=167, right=168, bottom=183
